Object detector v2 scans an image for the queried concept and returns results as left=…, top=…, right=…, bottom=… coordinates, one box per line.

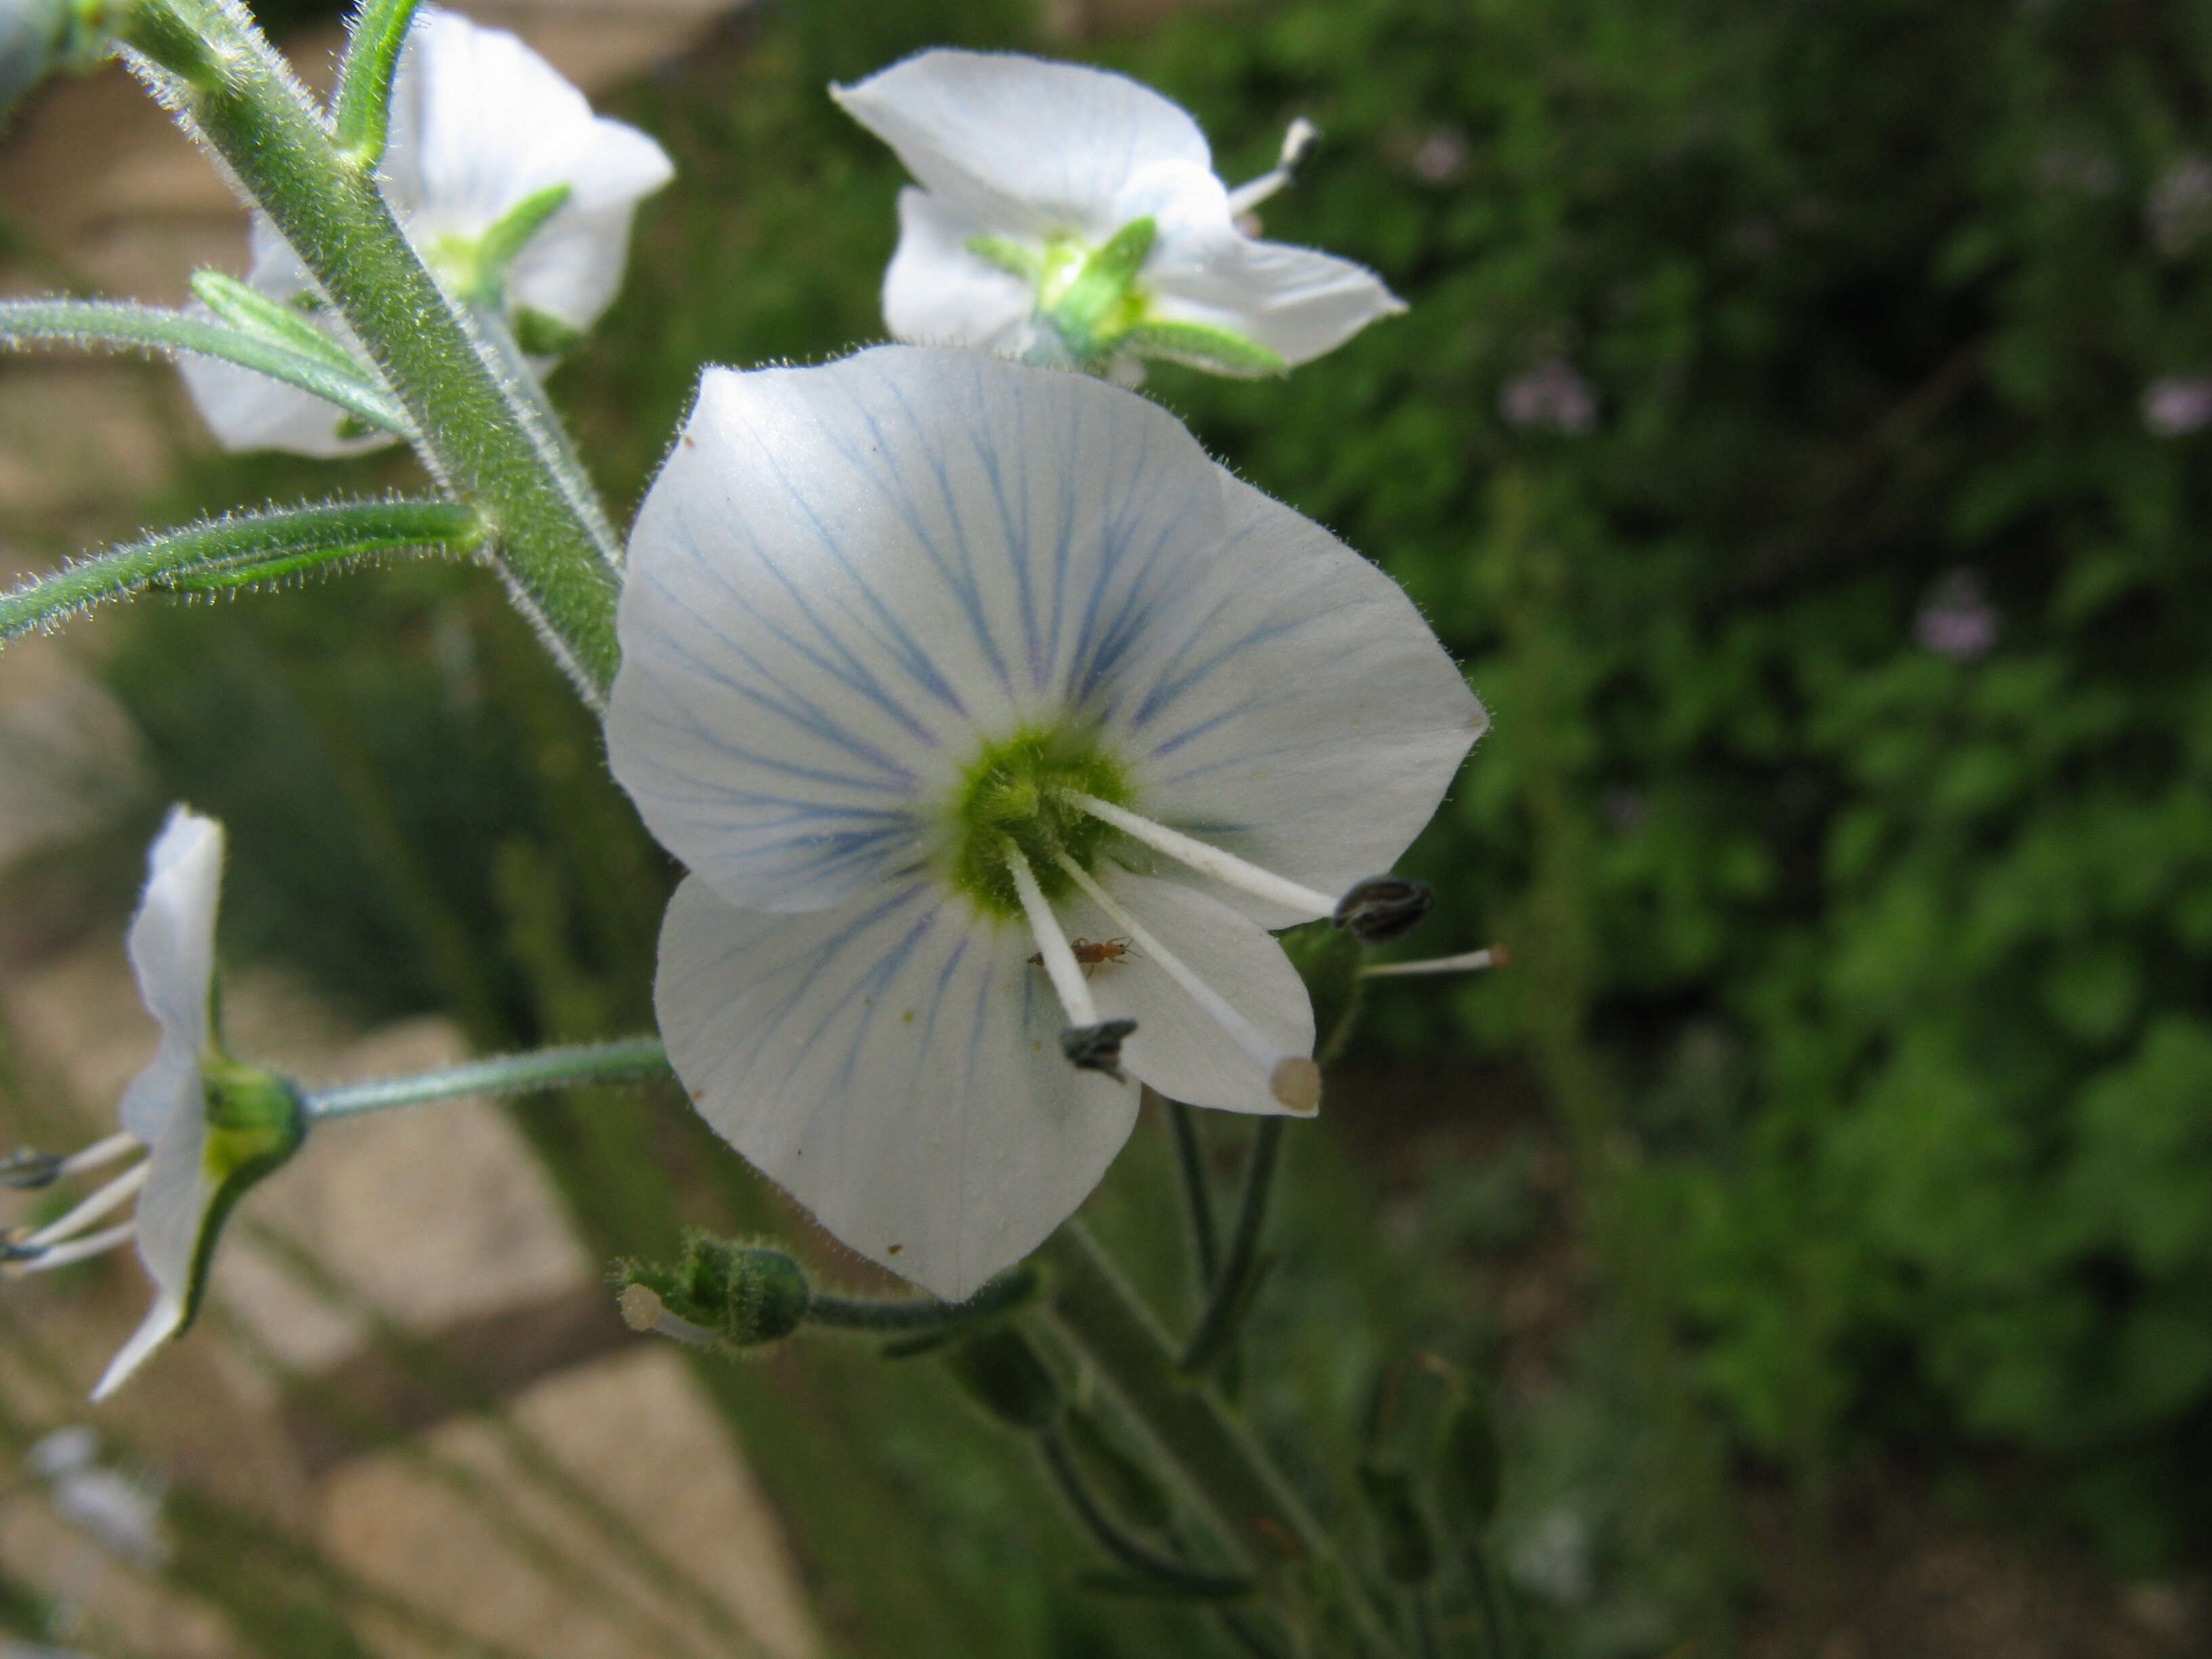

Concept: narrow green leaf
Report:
left=1119, top=319, right=1288, bottom=378
left=512, top=306, right=586, bottom=358
left=332, top=0, right=423, bottom=168
left=0, top=298, right=412, bottom=435
left=189, top=269, right=363, bottom=374
left=464, top=183, right=571, bottom=308
left=0, top=498, right=482, bottom=644
left=965, top=234, right=1044, bottom=281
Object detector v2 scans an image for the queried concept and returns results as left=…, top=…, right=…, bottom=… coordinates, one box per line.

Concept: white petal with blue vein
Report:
left=609, top=346, right=1228, bottom=914
left=656, top=876, right=1139, bottom=1300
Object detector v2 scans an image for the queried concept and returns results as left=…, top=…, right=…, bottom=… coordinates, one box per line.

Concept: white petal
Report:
left=607, top=346, right=1227, bottom=914
left=177, top=220, right=397, bottom=457
left=384, top=9, right=672, bottom=231
left=1120, top=159, right=1406, bottom=369
left=1061, top=870, right=1315, bottom=1115
left=380, top=8, right=670, bottom=329
left=880, top=186, right=1038, bottom=356
left=117, top=808, right=221, bottom=1144
left=175, top=347, right=394, bottom=458
left=90, top=1086, right=209, bottom=1401
left=655, top=876, right=1138, bottom=1300
left=833, top=50, right=1210, bottom=241
left=1105, top=471, right=1486, bottom=926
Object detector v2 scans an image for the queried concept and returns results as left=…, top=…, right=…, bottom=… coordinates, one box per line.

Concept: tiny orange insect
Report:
left=1027, top=936, right=1136, bottom=976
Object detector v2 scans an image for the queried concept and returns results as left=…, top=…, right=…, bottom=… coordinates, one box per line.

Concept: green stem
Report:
left=1032, top=1222, right=1403, bottom=1656
left=123, top=0, right=624, bottom=698
left=1166, top=1097, right=1221, bottom=1288
left=808, top=1264, right=1039, bottom=1331
left=1181, top=1116, right=1284, bottom=1375
left=1036, top=1422, right=1255, bottom=1599
left=302, top=1037, right=668, bottom=1120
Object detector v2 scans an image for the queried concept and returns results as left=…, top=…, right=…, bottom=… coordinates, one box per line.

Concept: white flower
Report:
left=606, top=346, right=1483, bottom=1298
left=180, top=6, right=673, bottom=455
left=1, top=807, right=303, bottom=1399
left=832, top=51, right=1405, bottom=380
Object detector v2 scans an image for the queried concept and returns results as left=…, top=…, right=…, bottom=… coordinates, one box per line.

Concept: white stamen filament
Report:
left=1001, top=841, right=1103, bottom=1029
left=24, top=1160, right=150, bottom=1249
left=1051, top=851, right=1320, bottom=1116
left=7, top=1221, right=135, bottom=1275
left=1225, top=117, right=1321, bottom=216
left=1360, top=947, right=1507, bottom=980
left=56, top=1132, right=140, bottom=1181
left=1059, top=792, right=1335, bottom=919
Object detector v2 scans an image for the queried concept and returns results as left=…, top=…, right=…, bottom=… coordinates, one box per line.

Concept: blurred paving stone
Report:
left=319, top=1343, right=823, bottom=1659
left=216, top=1016, right=597, bottom=1375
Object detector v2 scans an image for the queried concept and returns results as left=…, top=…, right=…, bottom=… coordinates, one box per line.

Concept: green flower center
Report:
left=943, top=725, right=1134, bottom=920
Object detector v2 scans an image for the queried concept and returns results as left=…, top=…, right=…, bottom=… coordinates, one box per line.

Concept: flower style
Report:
left=606, top=346, right=1483, bottom=1298
left=180, top=6, right=673, bottom=455
left=832, top=50, right=1406, bottom=380
left=2, top=808, right=304, bottom=1400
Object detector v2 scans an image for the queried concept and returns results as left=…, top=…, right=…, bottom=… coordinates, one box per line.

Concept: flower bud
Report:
left=1435, top=1392, right=1503, bottom=1536
left=613, top=1232, right=811, bottom=1349
left=941, top=1325, right=1059, bottom=1431
left=1356, top=1462, right=1438, bottom=1585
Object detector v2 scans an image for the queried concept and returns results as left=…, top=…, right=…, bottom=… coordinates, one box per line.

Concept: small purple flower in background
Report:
left=1601, top=786, right=1649, bottom=835
left=2142, top=375, right=2212, bottom=438
left=2034, top=142, right=2121, bottom=198
left=2147, top=156, right=2212, bottom=256
left=1500, top=358, right=1598, bottom=436
left=1915, top=569, right=1999, bottom=662
left=1410, top=127, right=1471, bottom=186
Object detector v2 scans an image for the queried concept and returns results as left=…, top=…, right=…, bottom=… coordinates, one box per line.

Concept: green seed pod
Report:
left=941, top=1324, right=1060, bottom=1431
left=1435, top=1392, right=1503, bottom=1536
left=1356, top=1462, right=1437, bottom=1586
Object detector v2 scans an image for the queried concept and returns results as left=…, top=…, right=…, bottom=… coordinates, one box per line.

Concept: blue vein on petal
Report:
left=857, top=365, right=1016, bottom=698
left=640, top=563, right=918, bottom=787
left=677, top=465, right=945, bottom=751
left=718, top=394, right=968, bottom=722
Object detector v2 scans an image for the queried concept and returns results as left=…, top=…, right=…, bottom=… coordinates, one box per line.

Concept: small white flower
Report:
left=833, top=51, right=1405, bottom=380
left=607, top=346, right=1483, bottom=1298
left=2, top=807, right=302, bottom=1400
left=180, top=7, right=673, bottom=455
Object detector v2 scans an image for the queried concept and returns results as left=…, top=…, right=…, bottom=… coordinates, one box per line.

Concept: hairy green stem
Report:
left=122, top=0, right=623, bottom=697
left=808, top=1264, right=1039, bottom=1332
left=1037, top=1422, right=1255, bottom=1598
left=1181, top=1115, right=1283, bottom=1375
left=1033, top=1222, right=1402, bottom=1656
left=1166, top=1097, right=1221, bottom=1288
left=303, top=1037, right=668, bottom=1120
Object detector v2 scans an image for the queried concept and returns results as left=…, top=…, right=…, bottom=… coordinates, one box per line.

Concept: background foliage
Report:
left=45, top=0, right=2212, bottom=1647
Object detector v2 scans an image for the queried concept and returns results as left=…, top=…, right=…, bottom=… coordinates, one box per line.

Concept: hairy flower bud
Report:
left=614, top=1232, right=811, bottom=1349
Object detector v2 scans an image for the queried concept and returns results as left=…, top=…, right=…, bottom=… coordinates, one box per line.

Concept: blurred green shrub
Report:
left=1116, top=0, right=2212, bottom=1568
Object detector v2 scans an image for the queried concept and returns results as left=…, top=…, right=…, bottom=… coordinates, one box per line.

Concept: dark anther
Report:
left=0, top=1235, right=47, bottom=1263
left=0, top=1150, right=62, bottom=1190
left=1333, top=876, right=1434, bottom=945
left=1061, top=1019, right=1139, bottom=1083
